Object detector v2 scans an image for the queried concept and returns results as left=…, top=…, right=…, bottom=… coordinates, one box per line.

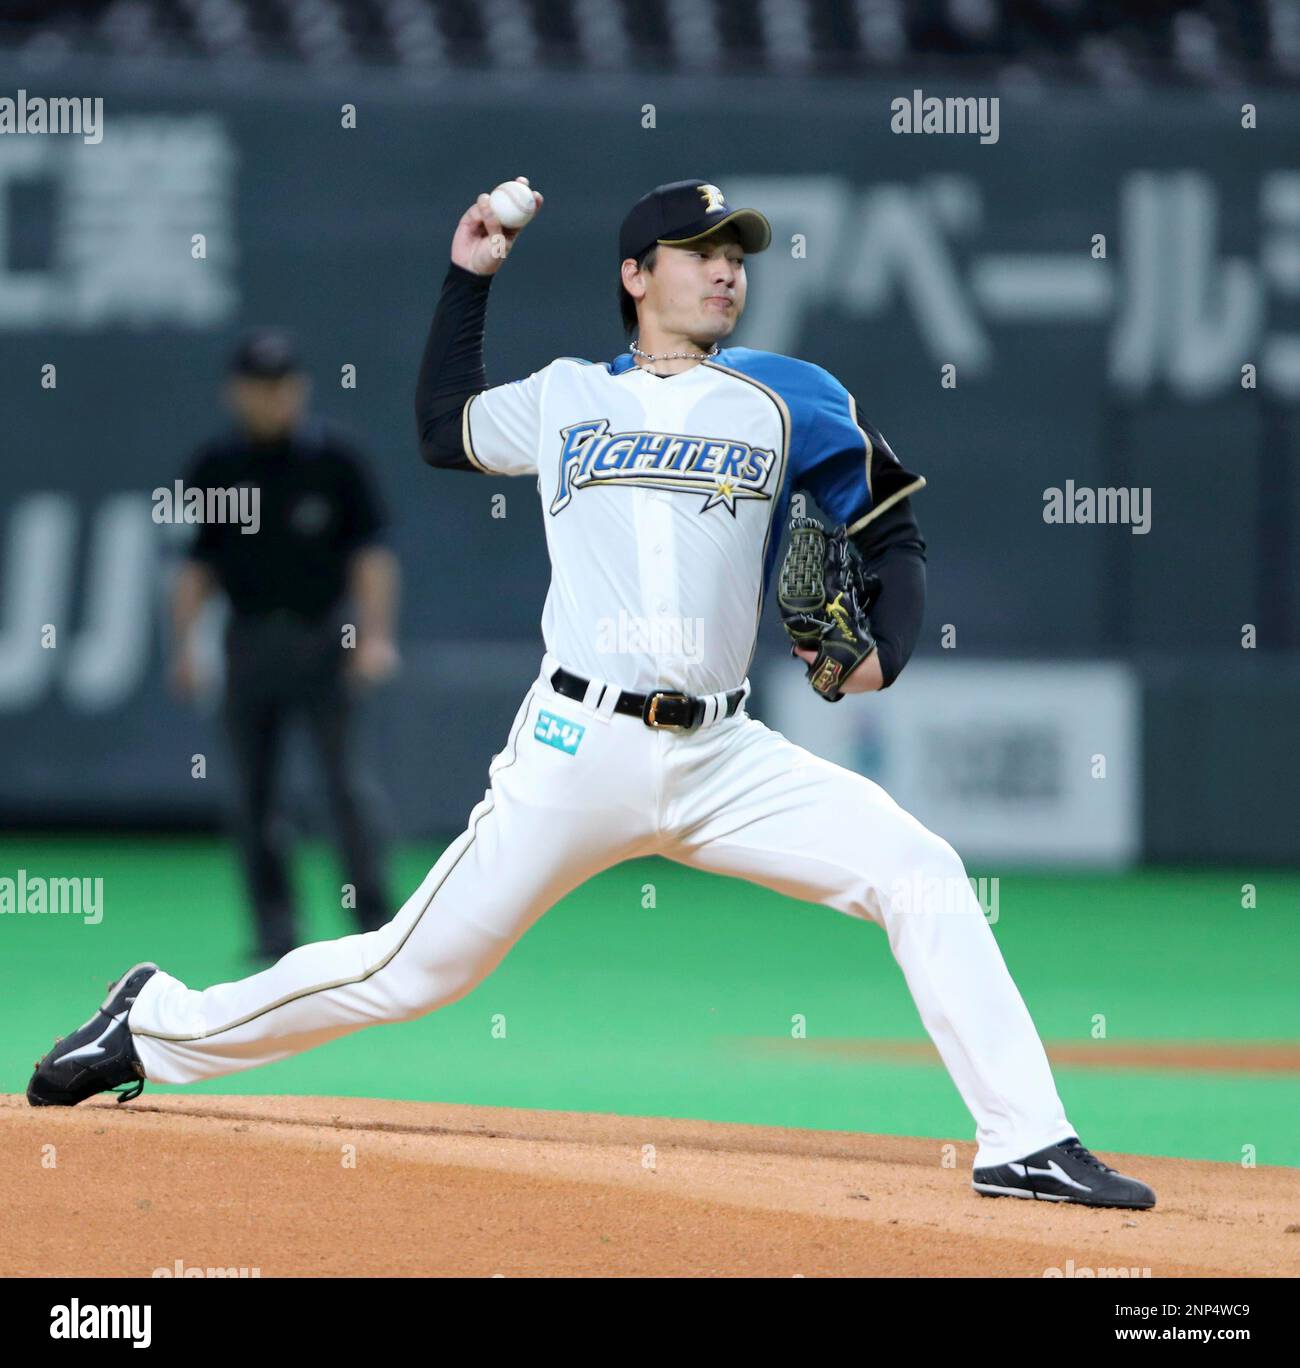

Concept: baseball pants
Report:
left=130, top=652, right=1075, bottom=1169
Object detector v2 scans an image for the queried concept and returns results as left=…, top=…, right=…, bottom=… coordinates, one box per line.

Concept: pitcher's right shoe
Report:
left=972, top=1136, right=1156, bottom=1209
left=27, top=963, right=158, bottom=1107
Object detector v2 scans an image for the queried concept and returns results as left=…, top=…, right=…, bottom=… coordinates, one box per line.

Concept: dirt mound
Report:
left=3, top=1094, right=1296, bottom=1277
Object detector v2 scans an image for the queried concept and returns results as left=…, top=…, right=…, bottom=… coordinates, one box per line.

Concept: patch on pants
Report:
left=534, top=710, right=585, bottom=755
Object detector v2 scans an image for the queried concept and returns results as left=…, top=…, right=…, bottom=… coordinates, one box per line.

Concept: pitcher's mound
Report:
left=2, top=1094, right=1294, bottom=1277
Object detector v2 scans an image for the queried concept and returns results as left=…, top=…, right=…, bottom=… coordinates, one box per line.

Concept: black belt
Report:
left=549, top=668, right=745, bottom=731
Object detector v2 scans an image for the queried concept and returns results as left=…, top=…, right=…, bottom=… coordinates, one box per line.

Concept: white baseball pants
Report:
left=130, top=654, right=1074, bottom=1168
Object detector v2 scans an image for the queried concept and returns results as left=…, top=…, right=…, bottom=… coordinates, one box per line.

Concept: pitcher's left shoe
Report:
left=973, top=1136, right=1156, bottom=1209
left=27, top=963, right=158, bottom=1107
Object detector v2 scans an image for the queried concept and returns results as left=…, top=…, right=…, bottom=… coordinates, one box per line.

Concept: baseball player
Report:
left=29, top=177, right=1154, bottom=1211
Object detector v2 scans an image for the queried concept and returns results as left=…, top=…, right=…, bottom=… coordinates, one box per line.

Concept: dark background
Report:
left=0, top=1, right=1296, bottom=861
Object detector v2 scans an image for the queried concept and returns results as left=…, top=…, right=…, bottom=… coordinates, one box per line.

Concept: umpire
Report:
left=170, top=329, right=399, bottom=961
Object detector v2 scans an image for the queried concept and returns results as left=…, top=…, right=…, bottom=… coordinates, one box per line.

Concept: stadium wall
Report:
left=1, top=57, right=1296, bottom=861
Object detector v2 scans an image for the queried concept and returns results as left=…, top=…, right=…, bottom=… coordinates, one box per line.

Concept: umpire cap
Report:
left=229, top=328, right=302, bottom=381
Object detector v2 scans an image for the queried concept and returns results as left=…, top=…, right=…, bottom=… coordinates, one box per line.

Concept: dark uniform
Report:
left=185, top=418, right=392, bottom=958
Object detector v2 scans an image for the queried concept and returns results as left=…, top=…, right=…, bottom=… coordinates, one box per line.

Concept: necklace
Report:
left=629, top=340, right=719, bottom=365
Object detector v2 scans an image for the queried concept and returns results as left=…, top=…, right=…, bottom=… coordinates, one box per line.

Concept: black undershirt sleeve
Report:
left=415, top=261, right=494, bottom=471
left=849, top=497, right=927, bottom=689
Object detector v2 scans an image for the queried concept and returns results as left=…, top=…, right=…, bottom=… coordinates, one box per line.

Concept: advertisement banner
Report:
left=764, top=661, right=1141, bottom=867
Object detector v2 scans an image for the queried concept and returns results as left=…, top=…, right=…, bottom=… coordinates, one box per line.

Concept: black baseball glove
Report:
left=777, top=516, right=881, bottom=702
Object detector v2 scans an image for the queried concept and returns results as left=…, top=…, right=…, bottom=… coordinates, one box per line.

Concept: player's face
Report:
left=226, top=374, right=309, bottom=440
left=643, top=237, right=747, bottom=344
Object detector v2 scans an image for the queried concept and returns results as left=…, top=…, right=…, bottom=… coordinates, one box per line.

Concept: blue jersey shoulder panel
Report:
left=713, top=348, right=874, bottom=528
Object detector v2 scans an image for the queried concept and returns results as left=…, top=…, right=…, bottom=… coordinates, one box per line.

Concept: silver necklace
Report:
left=630, top=340, right=719, bottom=365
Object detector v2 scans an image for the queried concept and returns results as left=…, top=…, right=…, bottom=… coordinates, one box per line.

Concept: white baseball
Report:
left=488, top=178, right=537, bottom=230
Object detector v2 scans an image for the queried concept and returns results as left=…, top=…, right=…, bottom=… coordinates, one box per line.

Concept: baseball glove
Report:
left=777, top=516, right=881, bottom=702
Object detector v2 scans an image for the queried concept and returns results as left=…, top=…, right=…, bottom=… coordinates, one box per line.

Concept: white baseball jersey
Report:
left=461, top=348, right=925, bottom=695
left=126, top=340, right=1075, bottom=1180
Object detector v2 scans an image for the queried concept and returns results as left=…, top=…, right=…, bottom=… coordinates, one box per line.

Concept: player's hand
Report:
left=450, top=176, right=544, bottom=277
left=793, top=644, right=883, bottom=693
left=347, top=636, right=400, bottom=686
left=169, top=649, right=203, bottom=700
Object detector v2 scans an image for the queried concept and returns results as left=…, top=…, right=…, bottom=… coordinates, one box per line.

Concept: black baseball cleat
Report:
left=27, top=963, right=158, bottom=1107
left=972, top=1136, right=1156, bottom=1210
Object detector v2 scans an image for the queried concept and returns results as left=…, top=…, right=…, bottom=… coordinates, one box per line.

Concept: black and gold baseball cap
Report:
left=618, top=179, right=772, bottom=263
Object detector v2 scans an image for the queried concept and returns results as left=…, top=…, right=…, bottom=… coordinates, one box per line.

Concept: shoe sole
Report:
left=973, top=1182, right=1070, bottom=1201
left=973, top=1181, right=1155, bottom=1210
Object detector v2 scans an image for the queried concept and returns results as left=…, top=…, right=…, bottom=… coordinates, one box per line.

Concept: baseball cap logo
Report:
left=618, top=180, right=771, bottom=268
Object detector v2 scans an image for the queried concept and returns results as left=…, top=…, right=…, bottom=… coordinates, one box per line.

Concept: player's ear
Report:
left=619, top=257, right=645, bottom=299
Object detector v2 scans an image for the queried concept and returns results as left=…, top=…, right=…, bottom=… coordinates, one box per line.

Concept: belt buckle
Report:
left=644, top=691, right=690, bottom=730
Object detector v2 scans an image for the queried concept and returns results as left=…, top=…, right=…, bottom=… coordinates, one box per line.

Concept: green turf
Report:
left=2, top=836, right=1297, bottom=1166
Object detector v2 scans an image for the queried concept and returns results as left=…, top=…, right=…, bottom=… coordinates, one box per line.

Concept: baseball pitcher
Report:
left=29, top=177, right=1154, bottom=1210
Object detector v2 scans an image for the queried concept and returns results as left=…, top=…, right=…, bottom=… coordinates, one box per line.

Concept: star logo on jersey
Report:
left=708, top=476, right=738, bottom=513
left=550, top=418, right=775, bottom=516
